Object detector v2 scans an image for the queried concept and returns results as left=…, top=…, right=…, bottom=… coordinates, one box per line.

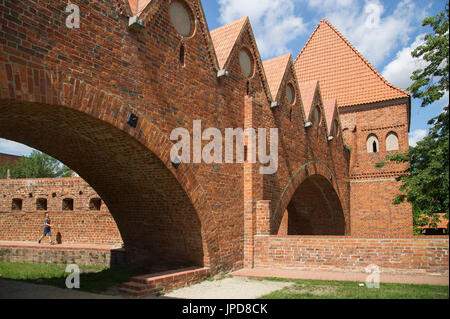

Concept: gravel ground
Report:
left=164, top=277, right=293, bottom=299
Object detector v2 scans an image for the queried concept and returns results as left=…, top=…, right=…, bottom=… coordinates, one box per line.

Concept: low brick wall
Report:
left=0, top=244, right=126, bottom=267
left=0, top=211, right=122, bottom=245
left=253, top=236, right=449, bottom=276
left=120, top=267, right=210, bottom=296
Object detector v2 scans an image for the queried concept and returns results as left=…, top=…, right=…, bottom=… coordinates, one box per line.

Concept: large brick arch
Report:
left=271, top=161, right=350, bottom=235
left=0, top=64, right=219, bottom=268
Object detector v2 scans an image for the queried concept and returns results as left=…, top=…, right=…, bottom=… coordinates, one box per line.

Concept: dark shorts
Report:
left=43, top=228, right=51, bottom=236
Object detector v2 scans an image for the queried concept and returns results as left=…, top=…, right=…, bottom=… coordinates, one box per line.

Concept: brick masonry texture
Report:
left=0, top=178, right=123, bottom=245
left=253, top=235, right=449, bottom=276
left=0, top=0, right=446, bottom=279
left=0, top=244, right=126, bottom=267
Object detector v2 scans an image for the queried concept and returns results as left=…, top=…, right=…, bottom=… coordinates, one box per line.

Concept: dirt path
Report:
left=164, top=277, right=293, bottom=299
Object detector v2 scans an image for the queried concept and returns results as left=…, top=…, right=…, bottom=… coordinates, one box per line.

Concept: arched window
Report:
left=286, top=83, right=295, bottom=105
left=313, top=106, right=321, bottom=124
left=367, top=134, right=379, bottom=153
left=386, top=132, right=399, bottom=151
left=331, top=119, right=339, bottom=137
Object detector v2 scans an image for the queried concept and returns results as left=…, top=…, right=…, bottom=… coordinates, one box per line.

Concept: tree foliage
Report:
left=388, top=3, right=449, bottom=233
left=408, top=2, right=449, bottom=107
left=388, top=107, right=449, bottom=232
left=0, top=150, right=72, bottom=179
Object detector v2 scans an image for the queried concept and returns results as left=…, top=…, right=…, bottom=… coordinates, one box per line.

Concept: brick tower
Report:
left=295, top=19, right=413, bottom=237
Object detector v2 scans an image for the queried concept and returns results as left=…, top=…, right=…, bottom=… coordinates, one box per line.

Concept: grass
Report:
left=0, top=261, right=156, bottom=294
left=257, top=277, right=449, bottom=299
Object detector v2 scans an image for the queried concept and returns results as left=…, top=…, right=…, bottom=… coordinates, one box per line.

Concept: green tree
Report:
left=0, top=150, right=72, bottom=179
left=408, top=2, right=449, bottom=107
left=387, top=3, right=449, bottom=234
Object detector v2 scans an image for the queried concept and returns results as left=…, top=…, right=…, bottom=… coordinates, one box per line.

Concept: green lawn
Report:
left=0, top=261, right=155, bottom=294
left=258, top=277, right=449, bottom=299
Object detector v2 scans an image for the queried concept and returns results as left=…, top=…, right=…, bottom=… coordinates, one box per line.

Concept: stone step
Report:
left=120, top=266, right=210, bottom=297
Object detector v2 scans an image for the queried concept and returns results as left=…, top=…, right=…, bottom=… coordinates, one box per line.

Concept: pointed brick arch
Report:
left=0, top=63, right=219, bottom=268
left=271, top=161, right=350, bottom=235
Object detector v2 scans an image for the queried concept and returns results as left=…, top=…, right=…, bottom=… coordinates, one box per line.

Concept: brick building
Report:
left=0, top=0, right=447, bottom=277
left=0, top=152, right=20, bottom=166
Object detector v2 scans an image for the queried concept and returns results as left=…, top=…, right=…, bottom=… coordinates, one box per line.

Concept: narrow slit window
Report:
left=179, top=44, right=185, bottom=65
left=367, top=134, right=379, bottom=153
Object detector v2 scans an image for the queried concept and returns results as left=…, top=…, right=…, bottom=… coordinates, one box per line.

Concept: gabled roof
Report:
left=294, top=19, right=410, bottom=108
left=323, top=99, right=338, bottom=135
left=210, top=17, right=248, bottom=69
left=263, top=54, right=291, bottom=100
left=127, top=0, right=152, bottom=16
left=298, top=80, right=319, bottom=119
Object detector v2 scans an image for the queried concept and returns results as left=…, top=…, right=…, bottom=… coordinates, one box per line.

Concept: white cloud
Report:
left=301, top=0, right=427, bottom=67
left=0, top=138, right=35, bottom=156
left=218, top=0, right=306, bottom=59
left=409, top=129, right=427, bottom=147
left=382, top=34, right=429, bottom=89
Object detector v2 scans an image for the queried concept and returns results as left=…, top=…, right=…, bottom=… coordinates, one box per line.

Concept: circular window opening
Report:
left=169, top=1, right=194, bottom=37
left=239, top=49, right=254, bottom=78
left=286, top=83, right=295, bottom=104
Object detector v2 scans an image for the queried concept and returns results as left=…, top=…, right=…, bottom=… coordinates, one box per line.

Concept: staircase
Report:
left=119, top=266, right=210, bottom=297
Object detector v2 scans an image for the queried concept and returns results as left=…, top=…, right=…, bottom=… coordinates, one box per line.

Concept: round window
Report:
left=239, top=49, right=254, bottom=78
left=286, top=83, right=295, bottom=104
left=169, top=1, right=194, bottom=37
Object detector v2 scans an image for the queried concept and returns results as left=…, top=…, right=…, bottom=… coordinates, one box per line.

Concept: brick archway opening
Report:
left=285, top=174, right=345, bottom=235
left=0, top=101, right=206, bottom=269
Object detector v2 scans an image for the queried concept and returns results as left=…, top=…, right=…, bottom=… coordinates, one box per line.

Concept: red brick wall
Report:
left=0, top=178, right=123, bottom=245
left=254, top=236, right=449, bottom=275
left=340, top=100, right=413, bottom=237
left=0, top=153, right=20, bottom=166
left=0, top=244, right=126, bottom=267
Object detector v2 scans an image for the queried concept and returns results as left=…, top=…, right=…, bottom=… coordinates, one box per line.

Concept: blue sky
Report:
left=0, top=0, right=448, bottom=156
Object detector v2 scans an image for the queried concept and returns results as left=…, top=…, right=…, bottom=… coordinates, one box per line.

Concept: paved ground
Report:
left=164, top=277, right=293, bottom=299
left=232, top=268, right=450, bottom=286
left=0, top=277, right=291, bottom=299
left=0, top=278, right=123, bottom=299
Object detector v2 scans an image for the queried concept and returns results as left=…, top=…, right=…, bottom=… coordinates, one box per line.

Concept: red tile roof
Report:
left=128, top=0, right=152, bottom=16
left=298, top=80, right=319, bottom=119
left=323, top=98, right=338, bottom=135
left=263, top=54, right=292, bottom=100
left=294, top=19, right=409, bottom=108
left=210, top=17, right=248, bottom=69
